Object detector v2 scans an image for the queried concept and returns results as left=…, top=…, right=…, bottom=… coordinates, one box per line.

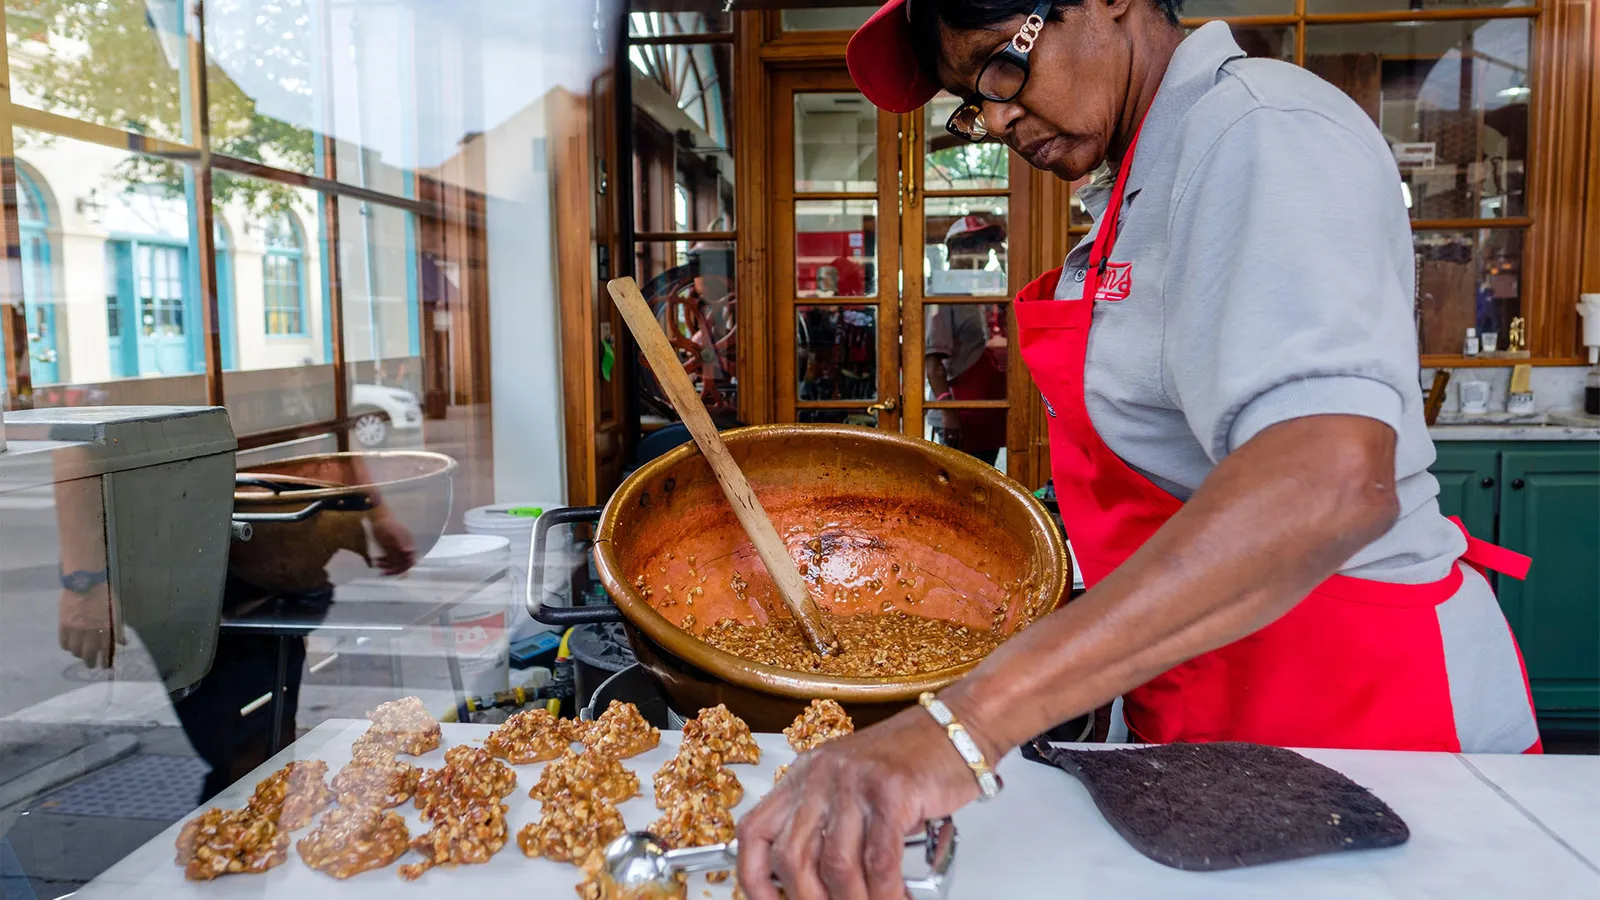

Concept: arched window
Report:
left=262, top=212, right=305, bottom=335
left=17, top=167, right=60, bottom=385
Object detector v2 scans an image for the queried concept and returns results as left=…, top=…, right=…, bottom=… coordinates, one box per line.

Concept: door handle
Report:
left=866, top=397, right=899, bottom=415
left=1510, top=478, right=1525, bottom=490
left=1480, top=477, right=1495, bottom=488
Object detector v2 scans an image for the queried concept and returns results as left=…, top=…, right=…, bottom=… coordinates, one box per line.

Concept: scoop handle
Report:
left=661, top=817, right=956, bottom=897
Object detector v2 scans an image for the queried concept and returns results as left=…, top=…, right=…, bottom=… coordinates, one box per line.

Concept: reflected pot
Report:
left=570, top=424, right=1070, bottom=732
left=230, top=451, right=458, bottom=594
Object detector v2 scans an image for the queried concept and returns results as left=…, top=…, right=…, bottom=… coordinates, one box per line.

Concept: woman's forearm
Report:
left=940, top=414, right=1401, bottom=759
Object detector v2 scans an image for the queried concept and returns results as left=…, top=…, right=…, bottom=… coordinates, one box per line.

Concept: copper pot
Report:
left=534, top=425, right=1069, bottom=732
left=230, top=451, right=458, bottom=594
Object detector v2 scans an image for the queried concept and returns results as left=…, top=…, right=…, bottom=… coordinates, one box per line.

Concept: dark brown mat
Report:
left=1027, top=740, right=1410, bottom=871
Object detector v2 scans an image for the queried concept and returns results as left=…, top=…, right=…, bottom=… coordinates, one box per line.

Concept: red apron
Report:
left=1013, top=128, right=1540, bottom=754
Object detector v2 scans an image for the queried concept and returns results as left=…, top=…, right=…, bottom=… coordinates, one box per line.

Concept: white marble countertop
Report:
left=1429, top=411, right=1600, bottom=441
left=76, top=721, right=1600, bottom=899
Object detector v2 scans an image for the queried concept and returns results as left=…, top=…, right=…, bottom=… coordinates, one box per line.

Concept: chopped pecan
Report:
left=576, top=701, right=661, bottom=760
left=332, top=747, right=420, bottom=809
left=517, top=796, right=626, bottom=863
left=782, top=699, right=854, bottom=753
left=679, top=704, right=760, bottom=765
left=529, top=748, right=640, bottom=805
left=399, top=800, right=509, bottom=880
left=296, top=804, right=410, bottom=879
left=246, top=759, right=332, bottom=830
left=652, top=740, right=743, bottom=810
left=357, top=696, right=442, bottom=756
left=485, top=708, right=577, bottom=764
left=175, top=807, right=289, bottom=881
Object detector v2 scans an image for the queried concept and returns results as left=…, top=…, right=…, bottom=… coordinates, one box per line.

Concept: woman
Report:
left=735, top=1, right=1540, bottom=896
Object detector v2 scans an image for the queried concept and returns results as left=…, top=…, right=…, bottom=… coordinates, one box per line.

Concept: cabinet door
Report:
left=1429, top=443, right=1499, bottom=539
left=1497, top=447, right=1600, bottom=722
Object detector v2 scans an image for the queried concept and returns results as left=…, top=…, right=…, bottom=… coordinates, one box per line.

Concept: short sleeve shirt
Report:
left=1056, top=22, right=1464, bottom=583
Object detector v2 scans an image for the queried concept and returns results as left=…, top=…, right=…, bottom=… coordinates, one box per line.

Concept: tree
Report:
left=9, top=0, right=316, bottom=216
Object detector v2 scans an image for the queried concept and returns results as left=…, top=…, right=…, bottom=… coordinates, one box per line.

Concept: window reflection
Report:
left=924, top=304, right=1009, bottom=467
left=797, top=305, right=878, bottom=402
left=1306, top=19, right=1531, bottom=220
left=925, top=198, right=1009, bottom=296
left=796, top=200, right=878, bottom=298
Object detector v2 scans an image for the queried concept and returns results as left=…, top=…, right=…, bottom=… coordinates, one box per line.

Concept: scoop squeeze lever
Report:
left=600, top=817, right=957, bottom=898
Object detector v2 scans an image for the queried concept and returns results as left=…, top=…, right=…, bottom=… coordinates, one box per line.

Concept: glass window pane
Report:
left=206, top=0, right=320, bottom=176
left=631, top=43, right=735, bottom=231
left=340, top=197, right=424, bottom=449
left=925, top=197, right=1009, bottom=296
left=6, top=0, right=188, bottom=141
left=629, top=8, right=731, bottom=37
left=924, top=304, right=1009, bottom=401
left=796, top=199, right=877, bottom=298
left=1305, top=19, right=1532, bottom=220
left=1188, top=25, right=1294, bottom=62
left=782, top=7, right=875, bottom=31
left=924, top=94, right=1010, bottom=191
left=634, top=240, right=738, bottom=425
left=797, top=305, right=877, bottom=402
left=1415, top=228, right=1524, bottom=356
left=12, top=127, right=210, bottom=405
left=213, top=172, right=333, bottom=436
left=926, top=406, right=1008, bottom=469
left=795, top=93, right=877, bottom=192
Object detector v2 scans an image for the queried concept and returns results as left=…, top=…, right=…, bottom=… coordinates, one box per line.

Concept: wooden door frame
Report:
left=768, top=66, right=904, bottom=430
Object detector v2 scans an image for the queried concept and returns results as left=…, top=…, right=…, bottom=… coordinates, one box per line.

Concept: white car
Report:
left=350, top=383, right=423, bottom=447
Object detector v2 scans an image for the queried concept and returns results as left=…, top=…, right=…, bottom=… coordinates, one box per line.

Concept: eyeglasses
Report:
left=946, top=0, right=1054, bottom=142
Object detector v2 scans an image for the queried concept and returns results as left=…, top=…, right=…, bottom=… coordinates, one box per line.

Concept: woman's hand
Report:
left=58, top=583, right=124, bottom=669
left=735, top=706, right=982, bottom=900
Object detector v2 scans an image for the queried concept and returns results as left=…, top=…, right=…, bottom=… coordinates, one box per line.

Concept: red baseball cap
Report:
left=847, top=0, right=943, bottom=114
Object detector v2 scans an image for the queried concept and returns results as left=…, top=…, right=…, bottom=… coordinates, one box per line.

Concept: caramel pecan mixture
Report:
left=485, top=708, right=577, bottom=764
left=702, top=613, right=1001, bottom=677
left=398, top=800, right=509, bottom=880
left=295, top=804, right=410, bottom=879
left=647, top=790, right=735, bottom=850
left=529, top=748, right=640, bottom=805
left=174, top=807, right=289, bottom=881
left=414, top=746, right=517, bottom=820
left=680, top=704, right=760, bottom=765
left=356, top=696, right=442, bottom=756
left=516, top=796, right=627, bottom=863
left=652, top=740, right=743, bottom=810
left=332, top=747, right=421, bottom=809
left=574, top=848, right=687, bottom=900
left=577, top=701, right=661, bottom=759
left=773, top=765, right=789, bottom=785
left=782, top=699, right=854, bottom=753
left=246, top=759, right=333, bottom=830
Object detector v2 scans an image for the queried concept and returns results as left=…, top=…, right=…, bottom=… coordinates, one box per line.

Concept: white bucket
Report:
left=416, top=534, right=511, bottom=697
left=463, top=502, right=571, bottom=642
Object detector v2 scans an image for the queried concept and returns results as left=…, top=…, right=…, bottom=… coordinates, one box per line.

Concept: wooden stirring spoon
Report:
left=606, top=276, right=841, bottom=657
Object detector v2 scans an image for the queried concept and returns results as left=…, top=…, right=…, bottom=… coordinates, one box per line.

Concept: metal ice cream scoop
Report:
left=601, top=817, right=957, bottom=898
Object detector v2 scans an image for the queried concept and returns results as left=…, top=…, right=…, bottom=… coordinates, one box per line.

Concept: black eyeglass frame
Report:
left=945, top=0, right=1056, bottom=142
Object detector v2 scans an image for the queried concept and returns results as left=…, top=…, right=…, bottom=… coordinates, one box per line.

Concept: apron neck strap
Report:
left=1084, top=121, right=1146, bottom=301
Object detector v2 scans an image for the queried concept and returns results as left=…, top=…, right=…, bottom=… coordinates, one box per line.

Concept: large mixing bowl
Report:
left=535, top=424, right=1069, bottom=731
left=230, top=451, right=457, bottom=594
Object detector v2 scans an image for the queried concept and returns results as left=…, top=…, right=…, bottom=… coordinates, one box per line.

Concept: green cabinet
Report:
left=1431, top=443, right=1499, bottom=540
left=1429, top=441, right=1600, bottom=732
left=1496, top=447, right=1600, bottom=727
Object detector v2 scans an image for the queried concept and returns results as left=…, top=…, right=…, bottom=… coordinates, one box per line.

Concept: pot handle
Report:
left=527, top=506, right=622, bottom=625
left=233, top=500, right=325, bottom=523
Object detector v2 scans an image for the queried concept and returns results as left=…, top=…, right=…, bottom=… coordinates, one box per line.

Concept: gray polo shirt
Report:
left=1059, top=22, right=1464, bottom=583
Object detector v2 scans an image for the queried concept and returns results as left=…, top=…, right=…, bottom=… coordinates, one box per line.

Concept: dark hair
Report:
left=909, top=0, right=1183, bottom=81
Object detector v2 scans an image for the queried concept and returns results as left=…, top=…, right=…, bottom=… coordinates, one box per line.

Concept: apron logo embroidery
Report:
left=1094, top=262, right=1133, bottom=302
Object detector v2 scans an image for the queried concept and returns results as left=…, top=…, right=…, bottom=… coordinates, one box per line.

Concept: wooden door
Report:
left=772, top=70, right=903, bottom=430
left=769, top=67, right=1031, bottom=477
